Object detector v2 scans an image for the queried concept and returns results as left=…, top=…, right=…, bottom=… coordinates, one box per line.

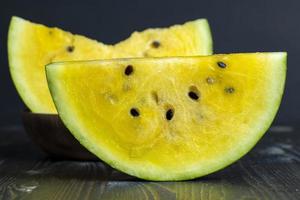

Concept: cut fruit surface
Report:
left=8, top=16, right=212, bottom=113
left=46, top=53, right=286, bottom=180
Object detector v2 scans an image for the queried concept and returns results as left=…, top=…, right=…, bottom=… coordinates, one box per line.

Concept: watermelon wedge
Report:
left=46, top=53, right=286, bottom=180
left=8, top=17, right=212, bottom=113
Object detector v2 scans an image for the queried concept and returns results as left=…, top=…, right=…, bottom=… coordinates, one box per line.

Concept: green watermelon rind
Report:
left=46, top=53, right=286, bottom=181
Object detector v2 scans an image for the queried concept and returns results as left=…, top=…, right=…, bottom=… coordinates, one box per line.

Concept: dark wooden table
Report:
left=0, top=125, right=299, bottom=200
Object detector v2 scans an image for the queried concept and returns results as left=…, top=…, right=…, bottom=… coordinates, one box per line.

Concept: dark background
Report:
left=0, top=0, right=298, bottom=126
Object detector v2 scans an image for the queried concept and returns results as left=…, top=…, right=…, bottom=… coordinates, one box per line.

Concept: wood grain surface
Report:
left=0, top=125, right=299, bottom=200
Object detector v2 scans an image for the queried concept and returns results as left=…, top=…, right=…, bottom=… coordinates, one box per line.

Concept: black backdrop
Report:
left=0, top=0, right=298, bottom=126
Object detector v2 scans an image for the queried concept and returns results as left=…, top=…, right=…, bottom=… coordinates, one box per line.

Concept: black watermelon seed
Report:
left=151, top=41, right=161, bottom=48
left=188, top=91, right=199, bottom=100
left=67, top=46, right=75, bottom=53
left=188, top=86, right=200, bottom=101
left=124, top=65, right=134, bottom=76
left=130, top=108, right=140, bottom=117
left=225, top=87, right=235, bottom=94
left=217, top=61, right=226, bottom=68
left=166, top=109, right=174, bottom=121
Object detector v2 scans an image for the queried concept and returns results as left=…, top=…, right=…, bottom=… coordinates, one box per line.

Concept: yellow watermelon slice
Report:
left=8, top=17, right=212, bottom=113
left=46, top=53, right=286, bottom=180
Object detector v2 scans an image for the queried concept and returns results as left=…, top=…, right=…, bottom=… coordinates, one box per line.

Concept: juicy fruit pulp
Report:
left=8, top=17, right=212, bottom=113
left=46, top=53, right=286, bottom=180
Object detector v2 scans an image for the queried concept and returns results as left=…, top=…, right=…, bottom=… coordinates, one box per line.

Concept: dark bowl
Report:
left=22, top=110, right=98, bottom=160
